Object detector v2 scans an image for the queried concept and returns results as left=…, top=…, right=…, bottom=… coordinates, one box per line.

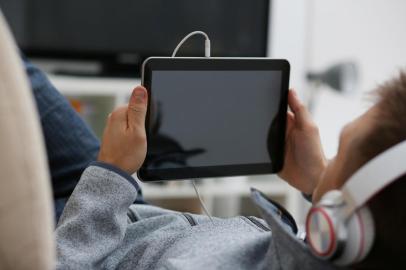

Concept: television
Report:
left=0, top=0, right=270, bottom=77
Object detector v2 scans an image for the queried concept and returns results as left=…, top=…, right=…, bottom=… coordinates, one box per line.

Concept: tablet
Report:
left=138, top=57, right=290, bottom=181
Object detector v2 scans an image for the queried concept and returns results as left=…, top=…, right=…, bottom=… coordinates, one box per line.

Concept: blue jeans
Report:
left=23, top=58, right=144, bottom=222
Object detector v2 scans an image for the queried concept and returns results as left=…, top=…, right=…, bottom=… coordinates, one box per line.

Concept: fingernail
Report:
left=133, top=88, right=145, bottom=103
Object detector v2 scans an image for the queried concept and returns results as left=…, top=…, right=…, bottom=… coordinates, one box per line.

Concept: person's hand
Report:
left=278, top=89, right=327, bottom=195
left=97, top=86, right=148, bottom=175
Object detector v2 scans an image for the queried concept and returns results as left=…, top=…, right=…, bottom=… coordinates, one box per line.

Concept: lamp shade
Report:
left=307, top=62, right=358, bottom=94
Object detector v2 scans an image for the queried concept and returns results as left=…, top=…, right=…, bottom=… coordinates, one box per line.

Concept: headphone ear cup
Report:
left=306, top=190, right=376, bottom=266
left=334, top=206, right=375, bottom=266
left=306, top=190, right=344, bottom=259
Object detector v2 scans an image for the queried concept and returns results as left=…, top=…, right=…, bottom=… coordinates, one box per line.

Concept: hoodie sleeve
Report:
left=55, top=162, right=139, bottom=269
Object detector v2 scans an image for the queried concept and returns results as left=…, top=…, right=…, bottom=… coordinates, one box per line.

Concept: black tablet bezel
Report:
left=138, top=57, right=290, bottom=181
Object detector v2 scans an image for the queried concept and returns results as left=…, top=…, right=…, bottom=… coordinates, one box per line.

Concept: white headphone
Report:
left=306, top=140, right=406, bottom=266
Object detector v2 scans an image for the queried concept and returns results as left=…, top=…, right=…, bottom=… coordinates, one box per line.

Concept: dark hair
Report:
left=353, top=71, right=406, bottom=268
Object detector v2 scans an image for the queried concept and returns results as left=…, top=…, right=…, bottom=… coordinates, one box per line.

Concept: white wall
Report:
left=270, top=0, right=308, bottom=93
left=269, top=0, right=310, bottom=222
left=309, top=0, right=406, bottom=157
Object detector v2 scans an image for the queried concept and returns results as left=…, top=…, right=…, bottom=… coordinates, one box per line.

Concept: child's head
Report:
left=313, top=71, right=406, bottom=267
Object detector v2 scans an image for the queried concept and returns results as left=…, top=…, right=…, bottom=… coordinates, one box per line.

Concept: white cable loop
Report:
left=171, top=31, right=211, bottom=58
left=171, top=31, right=213, bottom=222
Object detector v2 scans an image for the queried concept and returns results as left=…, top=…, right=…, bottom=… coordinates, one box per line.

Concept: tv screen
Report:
left=0, top=0, right=270, bottom=76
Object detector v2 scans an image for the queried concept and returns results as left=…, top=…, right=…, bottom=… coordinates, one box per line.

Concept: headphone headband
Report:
left=307, top=140, right=406, bottom=265
left=342, top=140, right=406, bottom=216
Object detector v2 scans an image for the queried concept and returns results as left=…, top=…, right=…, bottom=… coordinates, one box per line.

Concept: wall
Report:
left=269, top=0, right=310, bottom=222
left=309, top=0, right=406, bottom=157
left=270, top=0, right=308, bottom=93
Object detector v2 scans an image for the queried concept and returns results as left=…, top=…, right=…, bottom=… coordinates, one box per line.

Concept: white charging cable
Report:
left=172, top=31, right=211, bottom=58
left=171, top=31, right=213, bottom=222
left=192, top=180, right=213, bottom=222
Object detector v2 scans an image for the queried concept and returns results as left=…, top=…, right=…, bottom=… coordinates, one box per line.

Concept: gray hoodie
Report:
left=55, top=163, right=342, bottom=270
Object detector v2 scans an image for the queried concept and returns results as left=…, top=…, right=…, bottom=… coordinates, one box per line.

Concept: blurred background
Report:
left=1, top=0, right=405, bottom=226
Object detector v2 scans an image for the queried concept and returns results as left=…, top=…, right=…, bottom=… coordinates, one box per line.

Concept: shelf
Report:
left=48, top=74, right=141, bottom=96
left=48, top=74, right=142, bottom=137
left=138, top=176, right=289, bottom=199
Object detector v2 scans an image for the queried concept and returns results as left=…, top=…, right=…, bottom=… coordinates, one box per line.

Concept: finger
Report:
left=286, top=111, right=294, bottom=137
left=288, top=89, right=312, bottom=129
left=128, top=86, right=148, bottom=129
left=108, top=106, right=127, bottom=130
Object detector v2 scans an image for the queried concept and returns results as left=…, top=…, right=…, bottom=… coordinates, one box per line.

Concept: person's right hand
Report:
left=278, top=90, right=327, bottom=195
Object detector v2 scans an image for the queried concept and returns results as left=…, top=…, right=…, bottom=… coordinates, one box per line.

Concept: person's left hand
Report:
left=97, top=86, right=148, bottom=175
left=278, top=89, right=327, bottom=195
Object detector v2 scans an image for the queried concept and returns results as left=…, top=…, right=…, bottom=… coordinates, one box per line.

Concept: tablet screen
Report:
left=149, top=70, right=281, bottom=167
left=139, top=58, right=289, bottom=181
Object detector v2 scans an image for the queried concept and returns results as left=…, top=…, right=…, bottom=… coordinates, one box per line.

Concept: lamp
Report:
left=306, top=62, right=359, bottom=111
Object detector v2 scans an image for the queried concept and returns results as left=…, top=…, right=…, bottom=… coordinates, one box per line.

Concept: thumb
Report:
left=128, top=86, right=148, bottom=129
left=288, top=89, right=312, bottom=129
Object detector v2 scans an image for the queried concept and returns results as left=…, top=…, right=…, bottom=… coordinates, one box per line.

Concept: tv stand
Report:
left=53, top=67, right=141, bottom=78
left=33, top=58, right=142, bottom=78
